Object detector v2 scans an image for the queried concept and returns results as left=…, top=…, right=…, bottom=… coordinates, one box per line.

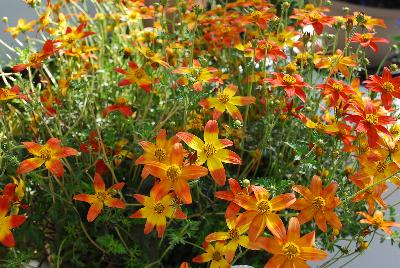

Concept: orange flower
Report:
left=177, top=120, right=241, bottom=186
left=350, top=32, right=389, bottom=53
left=0, top=86, right=28, bottom=101
left=115, top=61, right=152, bottom=92
left=257, top=217, right=328, bottom=268
left=358, top=210, right=400, bottom=235
left=73, top=173, right=125, bottom=222
left=172, top=60, right=222, bottom=92
left=234, top=185, right=296, bottom=241
left=364, top=67, right=400, bottom=110
left=215, top=178, right=252, bottom=219
left=345, top=100, right=396, bottom=147
left=205, top=217, right=258, bottom=262
left=314, top=49, right=357, bottom=78
left=144, top=143, right=209, bottom=204
left=17, top=138, right=78, bottom=177
left=316, top=78, right=355, bottom=107
left=351, top=176, right=387, bottom=214
left=198, top=84, right=255, bottom=121
left=13, top=40, right=59, bottom=72
left=129, top=187, right=186, bottom=238
left=57, top=22, right=95, bottom=50
left=291, top=175, right=342, bottom=232
left=135, top=129, right=181, bottom=179
left=5, top=19, right=36, bottom=38
left=136, top=46, right=170, bottom=68
left=0, top=196, right=27, bottom=247
left=192, top=241, right=230, bottom=268
left=266, top=73, right=310, bottom=102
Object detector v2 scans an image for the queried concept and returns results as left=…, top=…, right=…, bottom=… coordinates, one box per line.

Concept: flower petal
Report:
left=16, top=158, right=45, bottom=174
left=87, top=201, right=103, bottom=222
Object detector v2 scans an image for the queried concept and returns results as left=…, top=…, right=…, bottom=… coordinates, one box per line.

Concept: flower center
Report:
left=145, top=50, right=156, bottom=58
left=309, top=11, right=322, bottom=21
left=382, top=82, right=394, bottom=92
left=256, top=200, right=272, bottom=214
left=376, top=161, right=386, bottom=173
left=312, top=196, right=326, bottom=210
left=96, top=191, right=108, bottom=202
left=365, top=114, right=378, bottom=125
left=360, top=33, right=373, bottom=42
left=217, top=92, right=230, bottom=104
left=282, top=242, right=300, bottom=259
left=0, top=89, right=12, bottom=98
left=154, top=148, right=166, bottom=161
left=166, top=165, right=181, bottom=181
left=38, top=148, right=52, bottom=160
left=282, top=74, right=296, bottom=85
left=211, top=251, right=223, bottom=261
left=251, top=11, right=262, bottom=20
left=134, top=69, right=145, bottom=79
left=332, top=82, right=343, bottom=92
left=372, top=216, right=383, bottom=226
left=203, top=143, right=216, bottom=157
left=154, top=203, right=165, bottom=214
left=29, top=53, right=41, bottom=64
left=228, top=228, right=240, bottom=241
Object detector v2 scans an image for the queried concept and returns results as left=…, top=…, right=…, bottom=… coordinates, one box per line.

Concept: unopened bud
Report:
left=2, top=17, right=8, bottom=23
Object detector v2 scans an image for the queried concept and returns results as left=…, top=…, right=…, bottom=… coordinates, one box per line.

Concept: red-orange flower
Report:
left=0, top=86, right=28, bottom=101
left=198, top=84, right=256, bottom=121
left=291, top=175, right=342, bottom=232
left=349, top=32, right=389, bottom=53
left=358, top=210, right=400, bottom=235
left=234, top=185, right=296, bottom=241
left=0, top=196, right=27, bottom=247
left=364, top=67, right=400, bottom=109
left=102, top=97, right=133, bottom=118
left=257, top=217, right=328, bottom=268
left=129, top=187, right=186, bottom=238
left=317, top=78, right=355, bottom=107
left=177, top=120, right=241, bottom=186
left=115, top=61, right=152, bottom=92
left=144, top=143, right=209, bottom=204
left=215, top=178, right=251, bottom=219
left=266, top=73, right=310, bottom=102
left=345, top=100, right=396, bottom=147
left=17, top=138, right=78, bottom=177
left=73, top=173, right=125, bottom=222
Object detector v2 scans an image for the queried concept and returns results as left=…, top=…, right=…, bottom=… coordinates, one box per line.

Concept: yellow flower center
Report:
left=372, top=216, right=383, bottom=226
left=251, top=11, right=262, bottom=20
left=228, top=228, right=240, bottom=241
left=211, top=251, right=223, bottom=261
left=96, top=191, right=108, bottom=202
left=145, top=50, right=156, bottom=58
left=204, top=143, right=216, bottom=157
left=332, top=82, right=343, bottom=92
left=256, top=200, right=272, bottom=214
left=309, top=11, right=322, bottom=21
left=382, top=82, right=394, bottom=92
left=312, top=196, right=326, bottom=210
left=29, top=53, right=41, bottom=64
left=282, top=242, right=300, bottom=259
left=376, top=161, right=386, bottom=173
left=0, top=89, right=12, bottom=98
left=315, top=122, right=326, bottom=131
left=154, top=148, right=166, bottom=161
left=217, top=92, right=230, bottom=104
left=65, top=35, right=75, bottom=44
left=166, top=165, right=181, bottom=181
left=134, top=69, right=145, bottom=79
left=365, top=114, right=378, bottom=125
left=38, top=148, right=52, bottom=160
left=360, top=33, right=373, bottom=42
left=282, top=74, right=296, bottom=85
left=154, top=203, right=165, bottom=214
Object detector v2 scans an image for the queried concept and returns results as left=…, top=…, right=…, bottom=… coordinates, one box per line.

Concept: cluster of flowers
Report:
left=1, top=0, right=400, bottom=267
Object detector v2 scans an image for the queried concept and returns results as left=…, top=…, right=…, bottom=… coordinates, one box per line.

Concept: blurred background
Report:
left=0, top=1, right=399, bottom=267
